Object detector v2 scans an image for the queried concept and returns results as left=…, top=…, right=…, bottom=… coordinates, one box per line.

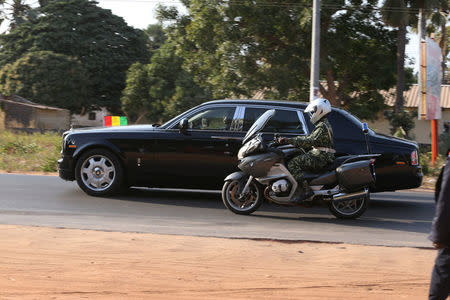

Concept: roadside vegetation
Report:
left=0, top=130, right=446, bottom=186
left=0, top=130, right=61, bottom=173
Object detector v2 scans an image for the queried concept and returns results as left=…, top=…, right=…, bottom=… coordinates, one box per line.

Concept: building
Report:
left=364, top=84, right=450, bottom=144
left=0, top=95, right=70, bottom=132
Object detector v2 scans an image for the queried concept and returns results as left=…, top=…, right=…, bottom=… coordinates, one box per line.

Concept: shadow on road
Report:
left=100, top=187, right=435, bottom=235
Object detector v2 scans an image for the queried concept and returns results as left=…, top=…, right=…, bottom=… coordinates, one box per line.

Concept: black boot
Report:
left=289, top=182, right=313, bottom=204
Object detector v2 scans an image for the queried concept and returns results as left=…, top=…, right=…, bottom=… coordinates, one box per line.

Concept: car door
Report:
left=150, top=105, right=241, bottom=188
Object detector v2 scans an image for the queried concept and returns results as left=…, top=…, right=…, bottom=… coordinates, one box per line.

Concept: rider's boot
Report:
left=289, top=181, right=313, bottom=204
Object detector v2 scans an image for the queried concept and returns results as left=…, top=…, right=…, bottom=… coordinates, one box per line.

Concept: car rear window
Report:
left=243, top=107, right=305, bottom=134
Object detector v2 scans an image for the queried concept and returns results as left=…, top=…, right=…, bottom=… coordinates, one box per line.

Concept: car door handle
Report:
left=211, top=136, right=242, bottom=141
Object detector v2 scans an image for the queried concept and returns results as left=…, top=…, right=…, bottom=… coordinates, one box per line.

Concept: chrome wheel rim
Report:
left=331, top=198, right=365, bottom=216
left=225, top=180, right=260, bottom=212
left=80, top=155, right=116, bottom=192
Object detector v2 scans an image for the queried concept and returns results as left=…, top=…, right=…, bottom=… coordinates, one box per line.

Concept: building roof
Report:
left=382, top=84, right=450, bottom=109
left=0, top=95, right=68, bottom=112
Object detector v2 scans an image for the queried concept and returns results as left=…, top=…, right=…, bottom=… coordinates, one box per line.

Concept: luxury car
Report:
left=58, top=99, right=423, bottom=196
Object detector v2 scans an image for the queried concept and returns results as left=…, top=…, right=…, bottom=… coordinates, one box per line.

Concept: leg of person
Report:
left=429, top=247, right=450, bottom=300
left=287, top=156, right=313, bottom=203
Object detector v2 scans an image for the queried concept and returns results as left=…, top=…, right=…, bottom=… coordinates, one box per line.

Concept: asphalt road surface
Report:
left=0, top=174, right=435, bottom=248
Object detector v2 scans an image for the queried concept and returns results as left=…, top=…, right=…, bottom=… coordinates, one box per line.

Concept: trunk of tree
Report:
left=319, top=69, right=339, bottom=107
left=395, top=23, right=406, bottom=113
left=439, top=19, right=448, bottom=83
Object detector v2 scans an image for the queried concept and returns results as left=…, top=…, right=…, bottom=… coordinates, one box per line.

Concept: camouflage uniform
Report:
left=287, top=117, right=334, bottom=183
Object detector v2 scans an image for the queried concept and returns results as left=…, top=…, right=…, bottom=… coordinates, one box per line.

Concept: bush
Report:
left=384, top=110, right=416, bottom=139
left=0, top=130, right=61, bottom=172
left=439, top=132, right=450, bottom=155
left=420, top=152, right=446, bottom=176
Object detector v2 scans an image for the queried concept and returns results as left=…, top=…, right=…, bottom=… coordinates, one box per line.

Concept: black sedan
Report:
left=58, top=100, right=423, bottom=196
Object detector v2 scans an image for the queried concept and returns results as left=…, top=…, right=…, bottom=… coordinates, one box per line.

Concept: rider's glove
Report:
left=277, top=137, right=288, bottom=144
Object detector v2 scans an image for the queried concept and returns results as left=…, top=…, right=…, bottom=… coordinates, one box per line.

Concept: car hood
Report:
left=66, top=124, right=158, bottom=134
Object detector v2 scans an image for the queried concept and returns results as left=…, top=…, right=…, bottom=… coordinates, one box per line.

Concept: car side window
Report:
left=242, top=107, right=305, bottom=134
left=187, top=107, right=236, bottom=131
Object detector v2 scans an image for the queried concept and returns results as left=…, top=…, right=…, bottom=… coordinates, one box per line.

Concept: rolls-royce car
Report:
left=58, top=99, right=423, bottom=196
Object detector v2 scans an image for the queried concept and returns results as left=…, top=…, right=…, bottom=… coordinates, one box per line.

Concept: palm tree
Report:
left=381, top=0, right=410, bottom=113
left=0, top=0, right=32, bottom=31
left=428, top=0, right=449, bottom=83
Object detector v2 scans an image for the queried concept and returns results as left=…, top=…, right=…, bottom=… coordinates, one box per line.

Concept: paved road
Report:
left=0, top=174, right=435, bottom=247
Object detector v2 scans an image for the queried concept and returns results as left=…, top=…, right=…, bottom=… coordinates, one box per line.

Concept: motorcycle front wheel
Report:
left=222, top=178, right=263, bottom=215
left=328, top=194, right=369, bottom=219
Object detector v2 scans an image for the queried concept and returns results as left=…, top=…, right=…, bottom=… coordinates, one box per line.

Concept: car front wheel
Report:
left=75, top=148, right=123, bottom=196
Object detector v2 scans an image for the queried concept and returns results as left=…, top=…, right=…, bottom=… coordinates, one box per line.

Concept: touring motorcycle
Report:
left=221, top=109, right=380, bottom=219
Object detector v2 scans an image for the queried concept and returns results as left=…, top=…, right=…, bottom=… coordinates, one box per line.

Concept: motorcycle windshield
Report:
left=242, top=109, right=275, bottom=144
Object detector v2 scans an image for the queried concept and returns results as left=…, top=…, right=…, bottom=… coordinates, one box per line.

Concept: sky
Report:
left=96, top=0, right=185, bottom=29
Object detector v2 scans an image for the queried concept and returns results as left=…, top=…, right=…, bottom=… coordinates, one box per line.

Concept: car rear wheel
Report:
left=75, top=148, right=123, bottom=196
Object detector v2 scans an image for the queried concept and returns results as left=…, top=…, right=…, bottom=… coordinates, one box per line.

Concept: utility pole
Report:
left=309, top=0, right=320, bottom=102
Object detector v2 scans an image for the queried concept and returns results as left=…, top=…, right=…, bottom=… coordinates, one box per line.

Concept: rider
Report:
left=278, top=98, right=335, bottom=203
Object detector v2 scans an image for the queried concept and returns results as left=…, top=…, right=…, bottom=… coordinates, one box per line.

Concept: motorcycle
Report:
left=221, top=109, right=379, bottom=219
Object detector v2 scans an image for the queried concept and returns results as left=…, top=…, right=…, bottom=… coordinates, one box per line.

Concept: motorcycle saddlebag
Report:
left=336, top=160, right=374, bottom=192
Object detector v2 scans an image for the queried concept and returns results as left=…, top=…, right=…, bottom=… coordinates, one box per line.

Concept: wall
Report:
left=364, top=109, right=450, bottom=144
left=71, top=108, right=109, bottom=128
left=35, top=108, right=70, bottom=130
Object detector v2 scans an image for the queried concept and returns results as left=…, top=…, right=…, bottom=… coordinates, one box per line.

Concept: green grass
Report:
left=0, top=130, right=62, bottom=172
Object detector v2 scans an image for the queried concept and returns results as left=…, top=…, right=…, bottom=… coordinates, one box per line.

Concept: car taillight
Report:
left=411, top=150, right=419, bottom=166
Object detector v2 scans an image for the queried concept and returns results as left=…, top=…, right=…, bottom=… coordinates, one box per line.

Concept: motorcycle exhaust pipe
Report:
left=332, top=189, right=368, bottom=203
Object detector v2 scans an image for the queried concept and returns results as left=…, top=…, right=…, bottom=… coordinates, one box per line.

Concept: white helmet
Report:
left=305, top=98, right=331, bottom=124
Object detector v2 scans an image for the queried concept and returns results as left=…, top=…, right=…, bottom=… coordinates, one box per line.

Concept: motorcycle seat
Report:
left=326, top=155, right=354, bottom=171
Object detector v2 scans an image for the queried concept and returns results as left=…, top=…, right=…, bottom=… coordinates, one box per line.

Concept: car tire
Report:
left=75, top=148, right=123, bottom=197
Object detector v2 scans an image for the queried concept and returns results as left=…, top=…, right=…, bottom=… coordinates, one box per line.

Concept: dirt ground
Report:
left=0, top=171, right=439, bottom=299
left=0, top=224, right=439, bottom=300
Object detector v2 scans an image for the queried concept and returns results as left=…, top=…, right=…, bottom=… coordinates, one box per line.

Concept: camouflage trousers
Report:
left=287, top=151, right=334, bottom=183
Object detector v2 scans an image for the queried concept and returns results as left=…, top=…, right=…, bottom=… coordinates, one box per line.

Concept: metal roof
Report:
left=381, top=84, right=450, bottom=109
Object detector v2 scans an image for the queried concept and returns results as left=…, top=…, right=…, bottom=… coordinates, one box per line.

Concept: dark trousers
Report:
left=430, top=247, right=450, bottom=300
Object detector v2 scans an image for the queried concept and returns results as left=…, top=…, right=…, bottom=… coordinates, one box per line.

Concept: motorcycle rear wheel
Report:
left=328, top=194, right=369, bottom=219
left=222, top=179, right=263, bottom=215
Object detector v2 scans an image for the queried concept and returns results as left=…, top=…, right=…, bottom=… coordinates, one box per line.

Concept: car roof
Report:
left=202, top=99, right=309, bottom=109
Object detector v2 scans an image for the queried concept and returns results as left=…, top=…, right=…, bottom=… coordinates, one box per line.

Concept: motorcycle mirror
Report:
left=362, top=122, right=369, bottom=135
left=179, top=118, right=188, bottom=134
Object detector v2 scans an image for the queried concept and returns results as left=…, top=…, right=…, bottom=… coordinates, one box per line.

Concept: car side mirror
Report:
left=179, top=118, right=188, bottom=134
left=362, top=122, right=369, bottom=135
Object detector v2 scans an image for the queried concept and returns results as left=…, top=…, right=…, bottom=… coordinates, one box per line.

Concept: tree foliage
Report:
left=0, top=51, right=89, bottom=112
left=0, top=0, right=149, bottom=112
left=121, top=40, right=211, bottom=123
left=158, top=0, right=399, bottom=119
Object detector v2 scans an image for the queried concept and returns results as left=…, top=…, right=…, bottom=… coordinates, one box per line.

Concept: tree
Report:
left=320, top=1, right=398, bottom=119
left=144, top=24, right=167, bottom=55
left=0, top=0, right=149, bottom=112
left=158, top=0, right=398, bottom=119
left=428, top=1, right=449, bottom=83
left=0, top=51, right=89, bottom=113
left=381, top=0, right=410, bottom=113
left=121, top=41, right=211, bottom=123
left=121, top=62, right=152, bottom=123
